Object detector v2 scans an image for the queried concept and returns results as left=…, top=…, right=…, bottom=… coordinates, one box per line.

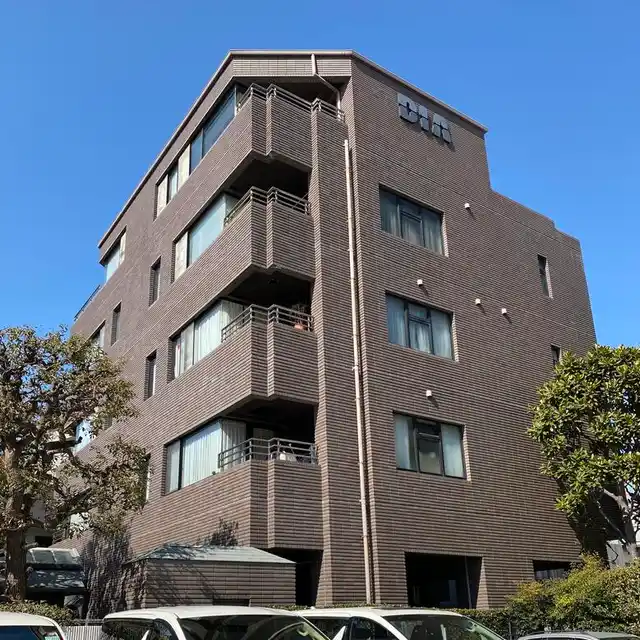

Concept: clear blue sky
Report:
left=0, top=0, right=637, bottom=346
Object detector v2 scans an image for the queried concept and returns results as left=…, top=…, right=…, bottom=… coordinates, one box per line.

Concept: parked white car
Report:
left=299, top=608, right=504, bottom=640
left=0, top=612, right=66, bottom=640
left=102, top=606, right=329, bottom=640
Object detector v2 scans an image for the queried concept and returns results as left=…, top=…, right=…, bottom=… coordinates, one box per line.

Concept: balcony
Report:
left=222, top=304, right=314, bottom=341
left=218, top=437, right=317, bottom=470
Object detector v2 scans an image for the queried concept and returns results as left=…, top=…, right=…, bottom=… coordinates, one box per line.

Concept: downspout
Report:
left=344, top=138, right=373, bottom=604
left=311, top=53, right=341, bottom=110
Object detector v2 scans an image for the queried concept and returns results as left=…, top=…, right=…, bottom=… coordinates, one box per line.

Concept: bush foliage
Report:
left=0, top=601, right=74, bottom=624
left=460, top=556, right=640, bottom=637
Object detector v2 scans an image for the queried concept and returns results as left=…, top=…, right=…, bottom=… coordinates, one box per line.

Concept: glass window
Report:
left=379, top=189, right=443, bottom=254
left=187, top=194, right=239, bottom=265
left=551, top=345, right=561, bottom=367
left=190, top=131, right=203, bottom=173
left=104, top=233, right=126, bottom=282
left=179, top=616, right=326, bottom=640
left=385, top=615, right=502, bottom=640
left=309, top=619, right=348, bottom=640
left=168, top=165, right=178, bottom=201
left=144, top=352, right=157, bottom=399
left=149, top=259, right=161, bottom=305
left=395, top=414, right=465, bottom=478
left=350, top=618, right=394, bottom=640
left=0, top=627, right=64, bottom=640
left=202, top=91, right=235, bottom=155
left=111, top=304, right=121, bottom=345
left=173, top=299, right=245, bottom=378
left=386, top=295, right=453, bottom=359
left=74, top=419, right=93, bottom=453
left=165, top=440, right=180, bottom=493
left=538, top=255, right=551, bottom=297
left=91, top=324, right=106, bottom=349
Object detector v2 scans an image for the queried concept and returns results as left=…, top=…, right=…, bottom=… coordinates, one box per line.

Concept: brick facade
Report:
left=70, top=50, right=595, bottom=608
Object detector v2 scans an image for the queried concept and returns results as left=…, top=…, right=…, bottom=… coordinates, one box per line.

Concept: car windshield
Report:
left=383, top=615, right=504, bottom=640
left=179, top=615, right=329, bottom=640
left=0, top=627, right=62, bottom=640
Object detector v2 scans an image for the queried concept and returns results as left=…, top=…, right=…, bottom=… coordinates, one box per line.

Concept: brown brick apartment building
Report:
left=70, top=50, right=596, bottom=609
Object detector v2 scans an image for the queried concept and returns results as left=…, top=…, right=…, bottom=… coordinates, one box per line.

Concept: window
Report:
left=90, top=324, right=106, bottom=349
left=386, top=295, right=453, bottom=359
left=149, top=259, right=161, bottom=306
left=111, top=304, right=121, bottom=345
left=103, top=232, right=126, bottom=282
left=380, top=190, right=443, bottom=254
left=551, top=345, right=561, bottom=367
left=144, top=352, right=157, bottom=399
left=172, top=299, right=244, bottom=377
left=538, top=255, right=551, bottom=297
left=395, top=414, right=465, bottom=478
left=0, top=626, right=64, bottom=640
left=533, top=560, right=570, bottom=581
left=431, top=113, right=452, bottom=143
left=74, top=420, right=93, bottom=452
left=164, top=419, right=246, bottom=492
left=143, top=457, right=151, bottom=503
left=349, top=618, right=395, bottom=640
left=156, top=87, right=242, bottom=218
left=173, top=193, right=239, bottom=279
left=308, top=619, right=348, bottom=640
left=178, top=616, right=325, bottom=640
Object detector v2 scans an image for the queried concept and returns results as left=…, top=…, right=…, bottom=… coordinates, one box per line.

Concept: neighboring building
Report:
left=69, top=50, right=595, bottom=608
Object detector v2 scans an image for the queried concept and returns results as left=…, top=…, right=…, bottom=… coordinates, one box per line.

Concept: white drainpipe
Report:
left=344, top=138, right=373, bottom=604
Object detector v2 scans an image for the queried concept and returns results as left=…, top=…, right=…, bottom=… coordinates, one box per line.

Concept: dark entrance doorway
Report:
left=405, top=552, right=482, bottom=608
left=271, top=549, right=322, bottom=606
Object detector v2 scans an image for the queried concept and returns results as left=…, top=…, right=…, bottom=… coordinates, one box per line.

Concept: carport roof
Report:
left=126, top=544, right=294, bottom=565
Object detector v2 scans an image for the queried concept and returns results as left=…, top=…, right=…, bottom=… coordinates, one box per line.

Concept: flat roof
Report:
left=127, top=543, right=294, bottom=564
left=98, top=49, right=486, bottom=248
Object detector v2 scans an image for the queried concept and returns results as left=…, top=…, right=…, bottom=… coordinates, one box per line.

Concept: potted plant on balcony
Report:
left=291, top=303, right=309, bottom=330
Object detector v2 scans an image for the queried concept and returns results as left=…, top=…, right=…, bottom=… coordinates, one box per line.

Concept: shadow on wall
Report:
left=81, top=520, right=241, bottom=616
left=82, top=530, right=144, bottom=618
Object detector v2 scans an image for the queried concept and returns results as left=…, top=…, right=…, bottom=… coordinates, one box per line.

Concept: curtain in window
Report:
left=401, top=212, right=423, bottom=247
left=188, top=196, right=232, bottom=265
left=387, top=296, right=408, bottom=346
left=193, top=300, right=245, bottom=364
left=174, top=323, right=194, bottom=377
left=423, top=209, right=443, bottom=254
left=181, top=421, right=221, bottom=487
left=165, top=441, right=181, bottom=493
left=408, top=304, right=431, bottom=353
left=431, top=309, right=453, bottom=358
left=219, top=420, right=246, bottom=470
left=394, top=414, right=414, bottom=470
left=442, top=424, right=464, bottom=477
left=203, top=92, right=235, bottom=154
left=380, top=191, right=400, bottom=235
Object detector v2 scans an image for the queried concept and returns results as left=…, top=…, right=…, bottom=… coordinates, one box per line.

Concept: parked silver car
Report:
left=519, top=634, right=640, bottom=640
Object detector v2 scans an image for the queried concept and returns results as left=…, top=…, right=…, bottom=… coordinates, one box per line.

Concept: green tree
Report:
left=530, top=345, right=640, bottom=555
left=0, top=327, right=148, bottom=601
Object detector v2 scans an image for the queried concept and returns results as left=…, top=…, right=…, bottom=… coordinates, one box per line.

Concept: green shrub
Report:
left=0, top=602, right=74, bottom=625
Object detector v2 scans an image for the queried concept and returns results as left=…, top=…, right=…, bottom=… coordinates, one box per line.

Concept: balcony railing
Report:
left=221, top=304, right=314, bottom=342
left=237, top=83, right=344, bottom=121
left=224, top=187, right=309, bottom=226
left=74, top=284, right=103, bottom=321
left=218, top=437, right=318, bottom=471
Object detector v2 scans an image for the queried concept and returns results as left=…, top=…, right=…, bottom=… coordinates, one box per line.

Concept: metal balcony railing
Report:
left=218, top=437, right=318, bottom=471
left=237, top=83, right=344, bottom=121
left=224, top=187, right=309, bottom=226
left=221, top=304, right=314, bottom=342
left=74, top=284, right=103, bottom=321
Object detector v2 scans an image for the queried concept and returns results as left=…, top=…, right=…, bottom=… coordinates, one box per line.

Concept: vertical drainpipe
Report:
left=344, top=138, right=374, bottom=604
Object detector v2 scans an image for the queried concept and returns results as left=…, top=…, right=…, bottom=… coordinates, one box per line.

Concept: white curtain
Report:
left=431, top=309, right=453, bottom=359
left=174, top=323, right=194, bottom=377
left=408, top=303, right=431, bottom=353
left=423, top=209, right=443, bottom=254
left=219, top=420, right=247, bottom=470
left=380, top=191, right=400, bottom=235
left=394, top=414, right=414, bottom=470
left=194, top=300, right=245, bottom=364
left=165, top=441, right=181, bottom=492
left=442, top=424, right=465, bottom=478
left=401, top=211, right=423, bottom=246
left=387, top=296, right=407, bottom=346
left=181, top=421, right=221, bottom=487
left=188, top=194, right=238, bottom=265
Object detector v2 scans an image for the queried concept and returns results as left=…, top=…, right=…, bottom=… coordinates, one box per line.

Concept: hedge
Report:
left=0, top=602, right=74, bottom=625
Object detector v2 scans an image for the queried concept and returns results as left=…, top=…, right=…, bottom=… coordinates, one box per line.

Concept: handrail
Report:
left=224, top=187, right=309, bottom=226
left=74, top=284, right=102, bottom=321
left=221, top=304, right=314, bottom=342
left=218, top=437, right=318, bottom=471
left=237, top=83, right=344, bottom=121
